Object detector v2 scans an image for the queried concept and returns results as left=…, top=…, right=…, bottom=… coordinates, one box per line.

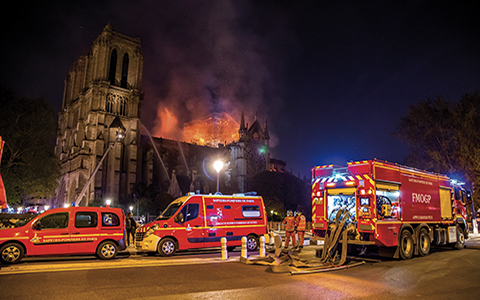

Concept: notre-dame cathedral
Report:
left=54, top=24, right=285, bottom=208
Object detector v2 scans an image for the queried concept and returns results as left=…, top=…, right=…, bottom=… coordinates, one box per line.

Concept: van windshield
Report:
left=156, top=203, right=182, bottom=220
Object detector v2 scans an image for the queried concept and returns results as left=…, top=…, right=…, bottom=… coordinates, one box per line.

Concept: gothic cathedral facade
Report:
left=55, top=23, right=143, bottom=207
left=55, top=24, right=274, bottom=207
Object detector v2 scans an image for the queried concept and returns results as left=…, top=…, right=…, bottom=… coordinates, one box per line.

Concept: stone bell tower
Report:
left=230, top=112, right=270, bottom=192
left=55, top=23, right=143, bottom=207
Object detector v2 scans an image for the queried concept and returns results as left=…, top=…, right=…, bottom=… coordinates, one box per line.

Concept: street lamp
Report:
left=129, top=206, right=133, bottom=212
left=74, top=128, right=125, bottom=206
left=213, top=160, right=223, bottom=194
left=270, top=210, right=274, bottom=229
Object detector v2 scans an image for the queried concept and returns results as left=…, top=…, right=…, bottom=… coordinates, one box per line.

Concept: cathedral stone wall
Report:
left=55, top=23, right=143, bottom=207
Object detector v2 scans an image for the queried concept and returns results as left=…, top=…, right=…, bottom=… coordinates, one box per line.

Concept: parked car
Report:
left=0, top=206, right=126, bottom=263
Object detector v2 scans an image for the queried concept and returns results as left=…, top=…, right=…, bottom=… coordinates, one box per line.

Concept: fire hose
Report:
left=320, top=208, right=350, bottom=266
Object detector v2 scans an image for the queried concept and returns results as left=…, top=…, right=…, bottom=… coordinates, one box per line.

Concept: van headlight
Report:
left=144, top=224, right=159, bottom=238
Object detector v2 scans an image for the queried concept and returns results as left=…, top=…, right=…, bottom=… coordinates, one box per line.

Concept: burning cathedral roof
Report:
left=182, top=112, right=239, bottom=147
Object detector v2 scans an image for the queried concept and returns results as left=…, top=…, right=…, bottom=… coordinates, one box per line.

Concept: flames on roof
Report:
left=183, top=112, right=239, bottom=147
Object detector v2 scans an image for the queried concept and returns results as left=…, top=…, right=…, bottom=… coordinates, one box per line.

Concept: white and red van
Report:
left=0, top=206, right=126, bottom=263
left=136, top=193, right=268, bottom=256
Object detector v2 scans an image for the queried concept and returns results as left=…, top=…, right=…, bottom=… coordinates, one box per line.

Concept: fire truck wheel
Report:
left=158, top=238, right=177, bottom=257
left=0, top=243, right=24, bottom=264
left=418, top=228, right=431, bottom=257
left=247, top=235, right=259, bottom=251
left=399, top=230, right=414, bottom=260
left=97, top=241, right=118, bottom=260
left=453, top=226, right=465, bottom=250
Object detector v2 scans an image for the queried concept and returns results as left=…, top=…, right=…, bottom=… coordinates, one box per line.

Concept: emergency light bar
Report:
left=450, top=179, right=465, bottom=185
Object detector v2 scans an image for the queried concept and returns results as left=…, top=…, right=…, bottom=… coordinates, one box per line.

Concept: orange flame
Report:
left=152, top=105, right=240, bottom=147
left=183, top=112, right=239, bottom=147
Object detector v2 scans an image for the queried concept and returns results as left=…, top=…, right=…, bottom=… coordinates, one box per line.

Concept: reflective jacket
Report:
left=296, top=215, right=306, bottom=231
left=283, top=216, right=296, bottom=231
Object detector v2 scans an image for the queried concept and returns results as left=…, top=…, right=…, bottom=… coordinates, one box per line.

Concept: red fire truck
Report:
left=312, top=160, right=469, bottom=260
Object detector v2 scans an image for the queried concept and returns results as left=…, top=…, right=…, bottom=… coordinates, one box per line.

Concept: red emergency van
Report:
left=136, top=193, right=268, bottom=256
left=0, top=206, right=126, bottom=263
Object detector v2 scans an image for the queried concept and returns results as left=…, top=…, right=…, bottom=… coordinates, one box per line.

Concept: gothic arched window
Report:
left=119, top=98, right=127, bottom=116
left=121, top=53, right=129, bottom=88
left=106, top=93, right=114, bottom=114
left=109, top=49, right=117, bottom=86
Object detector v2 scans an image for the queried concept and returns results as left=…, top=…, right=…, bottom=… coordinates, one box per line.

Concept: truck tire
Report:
left=0, top=242, right=24, bottom=264
left=247, top=235, right=259, bottom=251
left=158, top=238, right=177, bottom=257
left=418, top=228, right=431, bottom=257
left=399, top=230, right=414, bottom=260
left=453, top=226, right=465, bottom=250
left=97, top=241, right=118, bottom=260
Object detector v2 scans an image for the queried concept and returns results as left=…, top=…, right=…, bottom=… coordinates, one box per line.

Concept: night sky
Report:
left=2, top=1, right=479, bottom=177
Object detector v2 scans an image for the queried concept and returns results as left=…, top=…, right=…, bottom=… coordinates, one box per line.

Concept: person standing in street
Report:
left=126, top=211, right=137, bottom=246
left=283, top=210, right=296, bottom=249
left=295, top=211, right=306, bottom=250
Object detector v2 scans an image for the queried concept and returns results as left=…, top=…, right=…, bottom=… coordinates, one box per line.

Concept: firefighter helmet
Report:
left=287, top=210, right=293, bottom=216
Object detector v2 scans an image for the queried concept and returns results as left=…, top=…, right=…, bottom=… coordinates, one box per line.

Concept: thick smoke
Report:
left=142, top=1, right=291, bottom=143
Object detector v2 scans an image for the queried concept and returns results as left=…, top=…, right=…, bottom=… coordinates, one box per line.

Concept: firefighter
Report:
left=283, top=210, right=296, bottom=249
left=295, top=211, right=306, bottom=249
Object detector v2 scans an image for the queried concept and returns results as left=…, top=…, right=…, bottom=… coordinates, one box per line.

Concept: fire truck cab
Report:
left=312, top=160, right=468, bottom=260
left=135, top=193, right=268, bottom=256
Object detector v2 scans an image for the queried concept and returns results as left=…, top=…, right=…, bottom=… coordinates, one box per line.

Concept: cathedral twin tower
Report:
left=55, top=23, right=142, bottom=207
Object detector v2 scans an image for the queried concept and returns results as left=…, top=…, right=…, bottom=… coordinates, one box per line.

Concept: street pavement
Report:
left=2, top=230, right=479, bottom=274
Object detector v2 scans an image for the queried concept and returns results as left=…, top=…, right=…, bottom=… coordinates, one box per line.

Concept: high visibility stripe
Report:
left=376, top=182, right=400, bottom=190
left=348, top=160, right=369, bottom=165
left=364, top=174, right=375, bottom=186
left=327, top=188, right=356, bottom=195
left=0, top=237, right=29, bottom=241
left=315, top=164, right=334, bottom=169
left=43, top=233, right=123, bottom=238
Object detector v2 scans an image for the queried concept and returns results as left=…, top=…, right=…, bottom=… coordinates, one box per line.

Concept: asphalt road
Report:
left=1, top=245, right=480, bottom=300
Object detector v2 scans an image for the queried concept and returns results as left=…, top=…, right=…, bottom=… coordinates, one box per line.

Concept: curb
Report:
left=0, top=254, right=241, bottom=275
